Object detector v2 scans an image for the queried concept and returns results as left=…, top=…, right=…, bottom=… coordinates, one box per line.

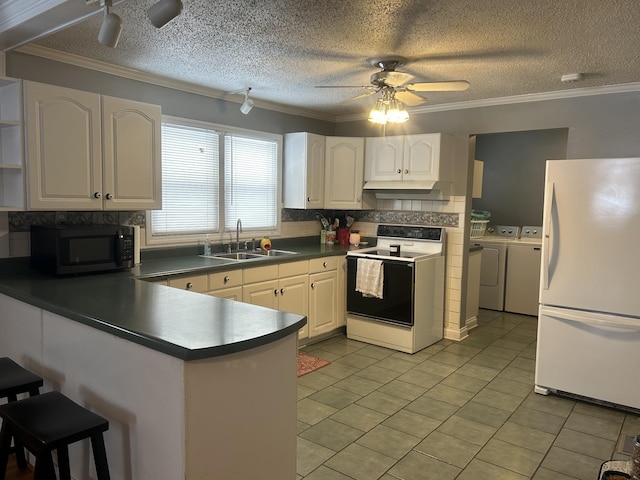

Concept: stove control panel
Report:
left=376, top=225, right=444, bottom=241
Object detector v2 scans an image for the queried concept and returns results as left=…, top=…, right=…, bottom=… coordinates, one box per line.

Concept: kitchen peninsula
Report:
left=0, top=253, right=311, bottom=480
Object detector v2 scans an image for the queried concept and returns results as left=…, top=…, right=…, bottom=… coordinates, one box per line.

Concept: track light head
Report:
left=147, top=0, right=183, bottom=28
left=240, top=88, right=254, bottom=115
left=98, top=1, right=122, bottom=48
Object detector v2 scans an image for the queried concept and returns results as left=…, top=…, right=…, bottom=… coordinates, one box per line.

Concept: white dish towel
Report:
left=355, top=258, right=384, bottom=299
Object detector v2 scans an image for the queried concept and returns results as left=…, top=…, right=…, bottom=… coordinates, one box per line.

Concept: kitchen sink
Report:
left=202, top=249, right=299, bottom=261
left=254, top=249, right=298, bottom=257
left=209, top=252, right=266, bottom=261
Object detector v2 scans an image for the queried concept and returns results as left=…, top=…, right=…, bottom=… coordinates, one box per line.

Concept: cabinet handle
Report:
left=280, top=288, right=285, bottom=295
left=323, top=261, right=327, bottom=268
left=404, top=169, right=409, bottom=174
left=94, top=192, right=101, bottom=199
left=397, top=169, right=401, bottom=174
left=310, top=283, right=315, bottom=289
left=224, top=276, right=230, bottom=284
left=356, top=198, right=361, bottom=203
left=307, top=197, right=311, bottom=202
left=186, top=282, right=193, bottom=290
left=274, top=289, right=279, bottom=296
left=105, top=193, right=113, bottom=200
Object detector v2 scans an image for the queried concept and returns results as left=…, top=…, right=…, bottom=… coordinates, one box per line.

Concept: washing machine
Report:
left=505, top=226, right=543, bottom=316
left=471, top=225, right=520, bottom=311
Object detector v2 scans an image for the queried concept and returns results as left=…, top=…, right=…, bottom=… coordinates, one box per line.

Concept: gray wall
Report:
left=6, top=51, right=335, bottom=136
left=472, top=129, right=568, bottom=226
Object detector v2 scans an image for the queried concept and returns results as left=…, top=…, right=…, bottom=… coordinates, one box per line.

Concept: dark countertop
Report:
left=0, top=241, right=362, bottom=361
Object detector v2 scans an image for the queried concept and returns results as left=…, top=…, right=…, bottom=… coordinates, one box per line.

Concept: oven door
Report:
left=346, top=256, right=414, bottom=326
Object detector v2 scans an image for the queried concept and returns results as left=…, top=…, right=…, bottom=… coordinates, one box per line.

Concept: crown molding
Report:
left=16, top=44, right=640, bottom=125
left=336, top=81, right=640, bottom=123
left=16, top=44, right=337, bottom=123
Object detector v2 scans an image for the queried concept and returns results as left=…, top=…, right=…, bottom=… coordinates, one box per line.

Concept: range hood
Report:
left=363, top=180, right=451, bottom=201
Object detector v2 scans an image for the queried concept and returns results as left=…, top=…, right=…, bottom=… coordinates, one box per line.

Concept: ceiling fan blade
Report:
left=381, top=71, right=414, bottom=87
left=314, top=85, right=374, bottom=89
left=406, top=80, right=470, bottom=92
left=341, top=90, right=378, bottom=104
left=395, top=90, right=427, bottom=107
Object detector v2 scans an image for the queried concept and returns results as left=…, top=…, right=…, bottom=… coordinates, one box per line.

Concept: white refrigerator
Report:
left=535, top=157, right=640, bottom=411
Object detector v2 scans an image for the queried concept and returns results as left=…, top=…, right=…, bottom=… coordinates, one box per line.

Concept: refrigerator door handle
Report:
left=542, top=306, right=640, bottom=332
left=542, top=181, right=554, bottom=290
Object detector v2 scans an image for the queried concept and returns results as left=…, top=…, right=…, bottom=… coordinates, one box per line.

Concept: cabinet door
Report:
left=25, top=81, right=102, bottom=210
left=283, top=132, right=325, bottom=209
left=403, top=133, right=442, bottom=182
left=208, top=286, right=243, bottom=301
left=324, top=136, right=365, bottom=209
left=308, top=270, right=338, bottom=337
left=102, top=96, right=162, bottom=210
left=278, top=274, right=309, bottom=338
left=365, top=136, right=403, bottom=182
left=243, top=279, right=279, bottom=309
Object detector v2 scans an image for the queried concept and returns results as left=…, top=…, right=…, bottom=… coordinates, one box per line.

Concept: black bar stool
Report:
left=0, top=357, right=43, bottom=469
left=0, top=391, right=110, bottom=480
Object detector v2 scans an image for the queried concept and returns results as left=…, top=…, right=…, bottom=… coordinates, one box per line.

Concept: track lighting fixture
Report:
left=240, top=88, right=254, bottom=115
left=147, top=0, right=184, bottom=28
left=97, top=0, right=122, bottom=48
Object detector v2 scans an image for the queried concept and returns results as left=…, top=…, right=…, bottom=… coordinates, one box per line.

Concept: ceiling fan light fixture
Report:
left=240, top=88, right=254, bottom=115
left=147, top=0, right=183, bottom=28
left=368, top=91, right=409, bottom=125
left=97, top=0, right=122, bottom=48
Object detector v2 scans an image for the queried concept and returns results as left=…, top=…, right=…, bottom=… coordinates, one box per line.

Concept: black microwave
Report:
left=31, top=224, right=135, bottom=275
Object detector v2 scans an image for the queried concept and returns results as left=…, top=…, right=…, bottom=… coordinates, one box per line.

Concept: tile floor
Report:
left=296, top=309, right=640, bottom=480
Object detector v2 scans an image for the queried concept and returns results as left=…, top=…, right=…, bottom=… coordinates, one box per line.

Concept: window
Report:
left=148, top=117, right=281, bottom=244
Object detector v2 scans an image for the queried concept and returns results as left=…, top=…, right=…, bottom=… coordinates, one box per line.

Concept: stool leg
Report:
left=57, top=445, right=71, bottom=480
left=7, top=393, right=27, bottom=470
left=33, top=450, right=56, bottom=480
left=91, top=433, right=111, bottom=480
left=0, top=422, right=12, bottom=480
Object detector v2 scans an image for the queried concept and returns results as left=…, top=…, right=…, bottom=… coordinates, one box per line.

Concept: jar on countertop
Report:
left=349, top=230, right=361, bottom=246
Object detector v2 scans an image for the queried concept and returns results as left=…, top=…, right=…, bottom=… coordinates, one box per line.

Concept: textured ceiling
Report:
left=26, top=0, right=640, bottom=118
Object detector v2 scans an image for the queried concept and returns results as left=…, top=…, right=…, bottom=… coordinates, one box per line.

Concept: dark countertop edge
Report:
left=135, top=244, right=360, bottom=279
left=0, top=282, right=307, bottom=361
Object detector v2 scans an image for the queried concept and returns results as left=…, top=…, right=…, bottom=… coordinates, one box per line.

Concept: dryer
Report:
left=505, top=226, right=542, bottom=316
left=472, top=225, right=520, bottom=311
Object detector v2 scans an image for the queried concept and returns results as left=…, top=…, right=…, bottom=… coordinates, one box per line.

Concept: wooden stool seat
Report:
left=0, top=357, right=43, bottom=470
left=0, top=391, right=110, bottom=480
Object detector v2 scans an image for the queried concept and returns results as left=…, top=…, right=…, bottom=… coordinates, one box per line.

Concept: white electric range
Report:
left=345, top=224, right=446, bottom=353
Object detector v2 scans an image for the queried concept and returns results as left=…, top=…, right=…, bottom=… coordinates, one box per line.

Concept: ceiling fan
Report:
left=316, top=56, right=470, bottom=107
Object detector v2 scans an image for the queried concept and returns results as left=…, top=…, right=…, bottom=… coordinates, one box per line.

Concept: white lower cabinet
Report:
left=308, top=257, right=339, bottom=337
left=164, top=256, right=341, bottom=340
left=208, top=270, right=243, bottom=301
left=243, top=265, right=279, bottom=309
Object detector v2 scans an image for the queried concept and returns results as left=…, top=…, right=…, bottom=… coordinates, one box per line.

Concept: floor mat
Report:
left=297, top=352, right=330, bottom=377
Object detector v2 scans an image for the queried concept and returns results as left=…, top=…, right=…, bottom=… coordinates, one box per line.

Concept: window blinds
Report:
left=151, top=124, right=219, bottom=236
left=224, top=135, right=278, bottom=230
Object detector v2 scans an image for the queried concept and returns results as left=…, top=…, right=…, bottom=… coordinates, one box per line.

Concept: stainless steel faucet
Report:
left=236, top=219, right=242, bottom=251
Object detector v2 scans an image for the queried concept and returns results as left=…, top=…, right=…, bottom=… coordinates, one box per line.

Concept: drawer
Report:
left=168, top=274, right=208, bottom=292
left=208, top=270, right=243, bottom=290
left=309, top=256, right=338, bottom=273
left=243, top=264, right=279, bottom=284
left=279, top=260, right=309, bottom=278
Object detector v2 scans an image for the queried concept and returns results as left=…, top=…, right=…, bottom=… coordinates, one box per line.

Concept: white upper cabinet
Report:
left=364, top=133, right=453, bottom=185
left=324, top=136, right=374, bottom=210
left=0, top=76, right=24, bottom=210
left=24, top=81, right=161, bottom=211
left=364, top=136, right=404, bottom=182
left=102, top=95, right=162, bottom=210
left=283, top=132, right=325, bottom=209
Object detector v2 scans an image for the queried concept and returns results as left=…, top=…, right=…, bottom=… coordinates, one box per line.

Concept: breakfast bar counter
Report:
left=0, top=246, right=357, bottom=480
